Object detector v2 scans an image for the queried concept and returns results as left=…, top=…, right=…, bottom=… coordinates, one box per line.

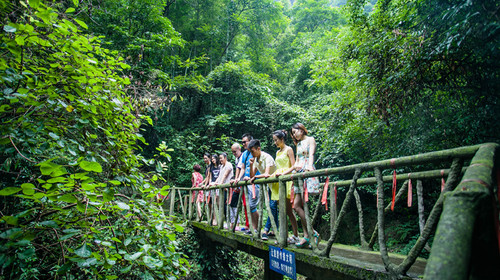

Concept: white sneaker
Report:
left=287, top=235, right=299, bottom=244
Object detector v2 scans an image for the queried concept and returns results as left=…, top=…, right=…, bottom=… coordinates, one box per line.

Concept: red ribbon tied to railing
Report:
left=408, top=174, right=412, bottom=207
left=206, top=192, right=210, bottom=204
left=252, top=183, right=256, bottom=199
left=304, top=178, right=309, bottom=203
left=321, top=177, right=329, bottom=211
left=228, top=188, right=233, bottom=205
left=334, top=182, right=337, bottom=206
left=441, top=170, right=445, bottom=192
left=391, top=159, right=397, bottom=211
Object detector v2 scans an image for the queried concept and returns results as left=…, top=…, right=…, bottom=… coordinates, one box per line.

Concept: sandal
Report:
left=313, top=230, right=321, bottom=246
left=295, top=237, right=310, bottom=248
left=287, top=235, right=299, bottom=244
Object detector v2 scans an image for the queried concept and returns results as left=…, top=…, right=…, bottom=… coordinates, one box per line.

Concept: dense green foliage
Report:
left=0, top=1, right=187, bottom=279
left=1, top=0, right=498, bottom=278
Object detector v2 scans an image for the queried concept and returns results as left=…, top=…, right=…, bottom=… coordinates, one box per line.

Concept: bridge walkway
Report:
left=191, top=220, right=427, bottom=279
left=168, top=143, right=500, bottom=279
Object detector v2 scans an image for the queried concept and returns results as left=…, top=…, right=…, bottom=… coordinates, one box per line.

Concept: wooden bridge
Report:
left=167, top=143, right=500, bottom=279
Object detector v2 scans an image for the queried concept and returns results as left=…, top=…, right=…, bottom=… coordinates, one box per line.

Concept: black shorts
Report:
left=230, top=191, right=239, bottom=207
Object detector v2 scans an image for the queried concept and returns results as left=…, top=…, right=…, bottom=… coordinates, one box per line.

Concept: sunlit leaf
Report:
left=0, top=187, right=21, bottom=196
left=79, top=161, right=102, bottom=173
left=75, top=244, right=91, bottom=258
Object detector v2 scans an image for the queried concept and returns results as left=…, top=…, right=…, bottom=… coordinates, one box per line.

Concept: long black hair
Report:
left=291, top=123, right=308, bottom=145
left=273, top=129, right=288, bottom=140
left=211, top=154, right=220, bottom=167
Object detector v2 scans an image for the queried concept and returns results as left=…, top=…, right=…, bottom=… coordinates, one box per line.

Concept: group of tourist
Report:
left=190, top=123, right=320, bottom=248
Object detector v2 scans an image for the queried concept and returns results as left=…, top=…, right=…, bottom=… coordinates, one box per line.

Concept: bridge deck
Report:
left=190, top=221, right=427, bottom=279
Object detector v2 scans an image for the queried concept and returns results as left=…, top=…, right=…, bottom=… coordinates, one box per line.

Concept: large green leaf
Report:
left=79, top=161, right=102, bottom=173
left=0, top=187, right=21, bottom=196
left=116, top=201, right=130, bottom=210
left=17, top=248, right=35, bottom=260
left=75, top=244, right=92, bottom=258
left=124, top=251, right=143, bottom=261
left=3, top=25, right=16, bottom=33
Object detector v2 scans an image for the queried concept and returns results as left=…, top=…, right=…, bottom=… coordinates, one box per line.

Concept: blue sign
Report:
left=269, top=246, right=296, bottom=280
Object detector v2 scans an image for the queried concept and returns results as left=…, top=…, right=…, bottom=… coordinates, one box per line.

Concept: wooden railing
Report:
left=167, top=143, right=500, bottom=279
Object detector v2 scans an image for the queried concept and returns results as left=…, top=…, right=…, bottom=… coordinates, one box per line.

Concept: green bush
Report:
left=0, top=1, right=188, bottom=278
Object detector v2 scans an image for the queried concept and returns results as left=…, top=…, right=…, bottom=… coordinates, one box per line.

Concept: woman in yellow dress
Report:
left=272, top=130, right=300, bottom=244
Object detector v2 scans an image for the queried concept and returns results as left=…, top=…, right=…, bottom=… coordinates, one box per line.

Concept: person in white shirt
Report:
left=248, top=139, right=279, bottom=240
left=213, top=152, right=234, bottom=228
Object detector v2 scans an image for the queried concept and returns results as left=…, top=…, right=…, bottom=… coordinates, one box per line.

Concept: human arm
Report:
left=240, top=162, right=250, bottom=181
left=254, top=165, right=272, bottom=178
left=204, top=170, right=212, bottom=188
left=294, top=145, right=301, bottom=171
left=249, top=157, right=256, bottom=178
left=306, top=137, right=316, bottom=171
left=231, top=166, right=240, bottom=184
left=250, top=156, right=273, bottom=182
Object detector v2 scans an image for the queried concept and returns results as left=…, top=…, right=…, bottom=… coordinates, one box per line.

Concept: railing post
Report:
left=188, top=190, right=193, bottom=221
left=169, top=188, right=176, bottom=217
left=257, top=183, right=264, bottom=238
left=244, top=185, right=255, bottom=234
left=211, top=190, right=217, bottom=226
left=375, top=167, right=397, bottom=275
left=278, top=180, right=287, bottom=247
left=425, top=145, right=499, bottom=279
left=263, top=183, right=279, bottom=240
left=179, top=189, right=186, bottom=219
left=354, top=189, right=368, bottom=248
left=218, top=187, right=225, bottom=229
left=231, top=187, right=243, bottom=232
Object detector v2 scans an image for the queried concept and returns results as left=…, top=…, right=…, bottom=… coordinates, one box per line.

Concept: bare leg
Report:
left=251, top=211, right=259, bottom=231
left=293, top=194, right=309, bottom=241
left=213, top=195, right=219, bottom=225
left=196, top=202, right=202, bottom=219
left=286, top=198, right=299, bottom=237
